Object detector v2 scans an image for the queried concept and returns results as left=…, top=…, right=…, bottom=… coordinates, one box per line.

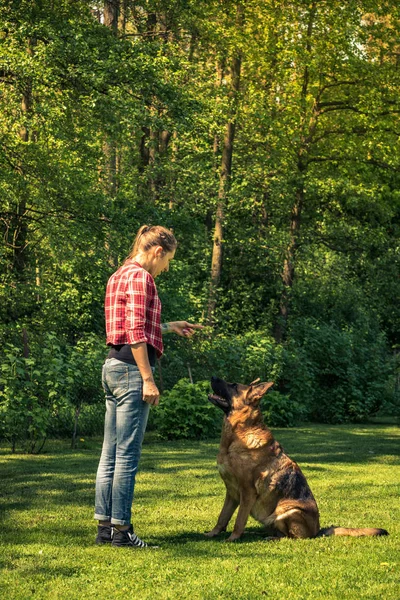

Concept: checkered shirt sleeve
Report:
left=105, top=261, right=163, bottom=357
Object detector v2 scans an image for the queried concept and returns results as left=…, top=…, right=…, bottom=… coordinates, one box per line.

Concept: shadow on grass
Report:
left=274, top=425, right=400, bottom=465
left=154, top=529, right=272, bottom=545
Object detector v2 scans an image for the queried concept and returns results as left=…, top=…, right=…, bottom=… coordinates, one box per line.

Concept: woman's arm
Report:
left=130, top=343, right=159, bottom=406
left=161, top=321, right=204, bottom=337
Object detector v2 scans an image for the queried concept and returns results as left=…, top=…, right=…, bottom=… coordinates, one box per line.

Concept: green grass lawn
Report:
left=0, top=424, right=399, bottom=600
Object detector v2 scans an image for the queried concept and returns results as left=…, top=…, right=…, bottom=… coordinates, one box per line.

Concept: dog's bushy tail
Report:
left=316, top=525, right=389, bottom=538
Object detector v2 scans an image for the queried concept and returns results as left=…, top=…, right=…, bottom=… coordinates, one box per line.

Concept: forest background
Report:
left=0, top=0, right=399, bottom=452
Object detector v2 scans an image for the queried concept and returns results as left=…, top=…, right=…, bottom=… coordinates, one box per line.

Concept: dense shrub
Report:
left=374, top=350, right=400, bottom=420
left=262, top=391, right=305, bottom=427
left=159, top=321, right=397, bottom=426
left=0, top=331, right=105, bottom=452
left=150, top=378, right=305, bottom=441
left=49, top=403, right=105, bottom=438
left=1, top=322, right=397, bottom=449
left=65, top=335, right=105, bottom=447
left=159, top=331, right=282, bottom=390
left=150, top=379, right=222, bottom=440
left=283, top=319, right=394, bottom=423
left=0, top=334, right=68, bottom=452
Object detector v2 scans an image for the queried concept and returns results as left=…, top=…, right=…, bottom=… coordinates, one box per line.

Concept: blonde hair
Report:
left=128, top=225, right=177, bottom=259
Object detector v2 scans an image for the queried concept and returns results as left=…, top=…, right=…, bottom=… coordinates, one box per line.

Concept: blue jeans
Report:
left=94, top=358, right=150, bottom=526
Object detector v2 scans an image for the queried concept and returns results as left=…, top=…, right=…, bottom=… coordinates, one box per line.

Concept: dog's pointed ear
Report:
left=246, top=381, right=274, bottom=405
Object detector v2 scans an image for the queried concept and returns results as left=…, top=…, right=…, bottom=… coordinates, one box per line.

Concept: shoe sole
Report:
left=95, top=539, right=112, bottom=545
left=111, top=543, right=159, bottom=549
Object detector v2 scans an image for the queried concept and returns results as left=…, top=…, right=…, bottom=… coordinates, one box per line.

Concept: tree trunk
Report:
left=71, top=404, right=82, bottom=449
left=168, top=130, right=178, bottom=210
left=102, top=141, right=117, bottom=196
left=104, top=0, right=119, bottom=34
left=12, top=39, right=34, bottom=276
left=148, top=127, right=159, bottom=198
left=207, top=201, right=225, bottom=323
left=118, top=0, right=128, bottom=33
left=139, top=126, right=150, bottom=172
left=273, top=3, right=316, bottom=343
left=207, top=7, right=243, bottom=324
left=137, top=11, right=157, bottom=196
left=273, top=182, right=304, bottom=343
left=212, top=57, right=226, bottom=167
left=22, top=328, right=34, bottom=453
left=103, top=1, right=120, bottom=196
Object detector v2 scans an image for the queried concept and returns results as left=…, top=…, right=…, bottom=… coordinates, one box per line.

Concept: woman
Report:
left=94, top=225, right=202, bottom=548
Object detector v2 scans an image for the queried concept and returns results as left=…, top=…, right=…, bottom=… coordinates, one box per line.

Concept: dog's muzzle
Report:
left=208, top=393, right=231, bottom=414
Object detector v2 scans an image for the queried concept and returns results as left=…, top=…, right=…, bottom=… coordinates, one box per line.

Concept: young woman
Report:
left=94, top=225, right=202, bottom=548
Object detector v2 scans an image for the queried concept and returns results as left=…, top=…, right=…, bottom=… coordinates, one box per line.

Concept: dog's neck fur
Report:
left=223, top=406, right=275, bottom=449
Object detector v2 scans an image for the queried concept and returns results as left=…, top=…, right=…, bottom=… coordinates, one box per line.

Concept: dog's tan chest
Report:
left=217, top=455, right=241, bottom=500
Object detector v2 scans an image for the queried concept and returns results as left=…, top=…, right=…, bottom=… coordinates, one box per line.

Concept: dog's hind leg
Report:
left=275, top=510, right=316, bottom=539
left=204, top=492, right=239, bottom=538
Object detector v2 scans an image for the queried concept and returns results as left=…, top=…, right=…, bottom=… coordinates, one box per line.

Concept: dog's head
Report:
left=208, top=376, right=274, bottom=415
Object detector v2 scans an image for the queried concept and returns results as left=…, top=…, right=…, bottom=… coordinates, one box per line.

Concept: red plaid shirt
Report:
left=105, top=260, right=163, bottom=357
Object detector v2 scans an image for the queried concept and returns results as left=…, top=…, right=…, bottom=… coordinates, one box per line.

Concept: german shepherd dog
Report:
left=206, top=377, right=389, bottom=542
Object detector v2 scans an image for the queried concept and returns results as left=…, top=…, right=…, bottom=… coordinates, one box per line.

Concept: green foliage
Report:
left=0, top=334, right=67, bottom=452
left=0, top=1, right=399, bottom=438
left=283, top=319, right=394, bottom=423
left=160, top=331, right=282, bottom=391
left=48, top=403, right=105, bottom=439
left=66, top=334, right=104, bottom=409
left=262, top=391, right=305, bottom=428
left=161, top=323, right=397, bottom=426
left=65, top=334, right=105, bottom=447
left=150, top=379, right=221, bottom=440
left=0, top=330, right=105, bottom=451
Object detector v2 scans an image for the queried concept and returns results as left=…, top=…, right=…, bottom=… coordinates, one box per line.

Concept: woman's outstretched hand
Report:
left=168, top=321, right=204, bottom=338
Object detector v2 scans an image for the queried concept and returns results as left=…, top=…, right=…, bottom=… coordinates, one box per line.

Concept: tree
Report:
left=208, top=3, right=244, bottom=323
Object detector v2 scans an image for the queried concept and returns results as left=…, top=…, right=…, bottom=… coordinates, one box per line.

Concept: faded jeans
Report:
left=94, top=358, right=150, bottom=525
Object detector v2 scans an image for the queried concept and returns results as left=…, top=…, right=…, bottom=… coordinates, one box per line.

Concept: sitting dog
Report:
left=206, top=376, right=389, bottom=542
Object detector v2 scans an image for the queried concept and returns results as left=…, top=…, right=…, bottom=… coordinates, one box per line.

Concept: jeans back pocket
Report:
left=106, top=363, right=130, bottom=398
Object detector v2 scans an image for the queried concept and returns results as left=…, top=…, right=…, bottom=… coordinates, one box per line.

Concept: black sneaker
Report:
left=95, top=524, right=112, bottom=545
left=111, top=525, right=157, bottom=548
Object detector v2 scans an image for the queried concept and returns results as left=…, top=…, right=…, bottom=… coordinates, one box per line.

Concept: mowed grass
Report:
left=0, top=425, right=399, bottom=600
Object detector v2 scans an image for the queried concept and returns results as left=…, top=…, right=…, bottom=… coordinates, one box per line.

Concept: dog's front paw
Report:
left=204, top=527, right=224, bottom=538
left=225, top=533, right=242, bottom=542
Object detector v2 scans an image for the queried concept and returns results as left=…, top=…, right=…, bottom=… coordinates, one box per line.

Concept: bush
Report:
left=0, top=331, right=106, bottom=451
left=150, top=377, right=304, bottom=440
left=159, top=330, right=282, bottom=390
left=159, top=321, right=395, bottom=426
left=48, top=403, right=105, bottom=438
left=262, top=391, right=305, bottom=427
left=65, top=334, right=105, bottom=447
left=1, top=320, right=395, bottom=448
left=150, top=379, right=222, bottom=440
left=375, top=350, right=400, bottom=420
left=0, top=334, right=68, bottom=453
left=283, top=318, right=393, bottom=423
